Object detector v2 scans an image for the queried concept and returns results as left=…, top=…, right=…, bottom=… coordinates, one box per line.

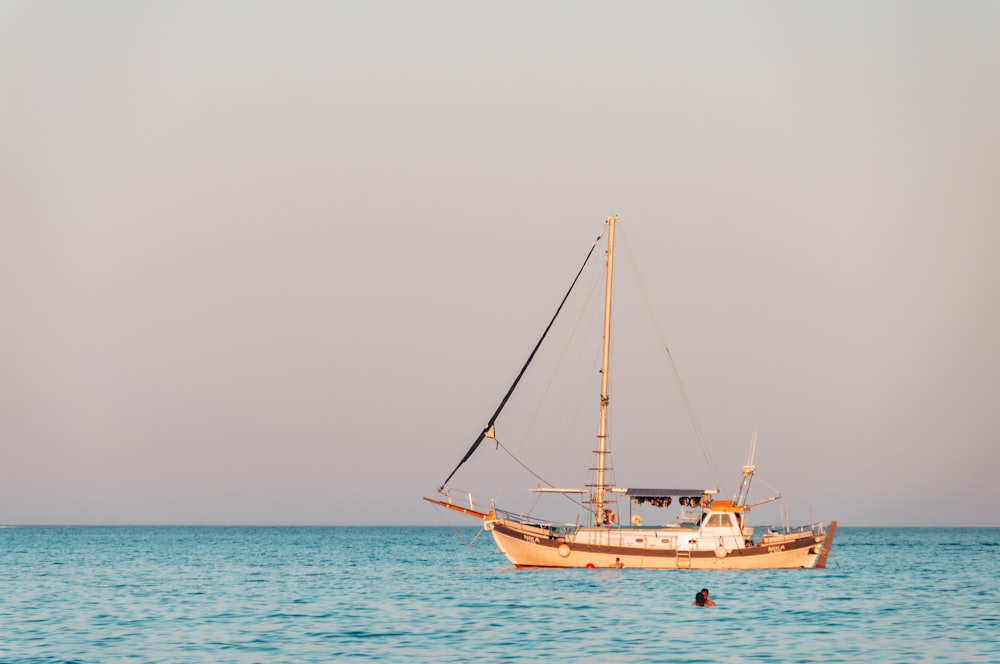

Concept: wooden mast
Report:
left=594, top=215, right=616, bottom=525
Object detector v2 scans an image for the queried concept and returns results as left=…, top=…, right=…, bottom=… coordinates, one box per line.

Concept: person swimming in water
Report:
left=692, top=589, right=716, bottom=606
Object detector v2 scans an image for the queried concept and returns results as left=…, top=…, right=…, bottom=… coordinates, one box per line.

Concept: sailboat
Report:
left=426, top=216, right=836, bottom=569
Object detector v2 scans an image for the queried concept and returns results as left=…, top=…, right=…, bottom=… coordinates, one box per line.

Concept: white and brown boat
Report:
left=426, top=216, right=836, bottom=569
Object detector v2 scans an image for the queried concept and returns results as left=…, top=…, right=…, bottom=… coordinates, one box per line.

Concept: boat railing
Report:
left=435, top=488, right=497, bottom=517
left=759, top=522, right=826, bottom=540
left=492, top=508, right=578, bottom=537
left=762, top=522, right=825, bottom=533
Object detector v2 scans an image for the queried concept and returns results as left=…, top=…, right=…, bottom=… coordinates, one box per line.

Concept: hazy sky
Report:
left=2, top=1, right=998, bottom=526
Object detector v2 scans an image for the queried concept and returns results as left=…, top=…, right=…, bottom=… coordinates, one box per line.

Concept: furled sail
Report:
left=438, top=231, right=604, bottom=490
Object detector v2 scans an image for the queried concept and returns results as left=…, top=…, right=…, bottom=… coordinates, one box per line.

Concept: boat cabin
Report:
left=624, top=489, right=754, bottom=549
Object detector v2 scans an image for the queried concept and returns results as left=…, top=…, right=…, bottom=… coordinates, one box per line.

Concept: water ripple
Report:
left=0, top=526, right=997, bottom=661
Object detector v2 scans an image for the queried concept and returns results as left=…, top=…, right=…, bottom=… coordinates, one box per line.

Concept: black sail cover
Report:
left=438, top=231, right=603, bottom=491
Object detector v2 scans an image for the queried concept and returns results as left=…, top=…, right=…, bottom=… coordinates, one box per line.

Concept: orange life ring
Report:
left=604, top=510, right=616, bottom=525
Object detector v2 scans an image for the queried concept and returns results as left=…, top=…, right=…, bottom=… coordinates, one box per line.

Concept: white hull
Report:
left=487, top=519, right=832, bottom=570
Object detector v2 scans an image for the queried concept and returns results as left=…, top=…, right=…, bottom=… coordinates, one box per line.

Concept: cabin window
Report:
left=634, top=538, right=644, bottom=543
left=707, top=514, right=731, bottom=527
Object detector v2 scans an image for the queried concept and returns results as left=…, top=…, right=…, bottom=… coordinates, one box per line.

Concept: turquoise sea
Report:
left=1, top=526, right=997, bottom=662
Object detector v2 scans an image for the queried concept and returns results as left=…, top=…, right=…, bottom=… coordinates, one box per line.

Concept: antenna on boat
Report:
left=733, top=431, right=758, bottom=506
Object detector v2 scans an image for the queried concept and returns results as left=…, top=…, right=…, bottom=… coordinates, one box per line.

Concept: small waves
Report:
left=0, top=526, right=997, bottom=662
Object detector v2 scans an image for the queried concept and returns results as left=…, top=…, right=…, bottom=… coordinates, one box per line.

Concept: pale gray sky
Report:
left=2, top=1, right=998, bottom=526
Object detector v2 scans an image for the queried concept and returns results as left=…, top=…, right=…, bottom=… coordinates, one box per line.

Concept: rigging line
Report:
left=432, top=504, right=482, bottom=547
left=534, top=268, right=604, bottom=487
left=499, top=257, right=605, bottom=497
left=495, top=437, right=554, bottom=489
left=467, top=527, right=486, bottom=548
left=618, top=225, right=723, bottom=491
left=494, top=438, right=586, bottom=511
left=439, top=228, right=606, bottom=491
left=754, top=474, right=782, bottom=497
left=548, top=340, right=601, bottom=483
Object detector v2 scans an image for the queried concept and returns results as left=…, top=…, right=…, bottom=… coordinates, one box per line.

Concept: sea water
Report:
left=0, top=526, right=997, bottom=662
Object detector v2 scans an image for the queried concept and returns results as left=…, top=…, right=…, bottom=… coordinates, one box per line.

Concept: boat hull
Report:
left=487, top=519, right=827, bottom=570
